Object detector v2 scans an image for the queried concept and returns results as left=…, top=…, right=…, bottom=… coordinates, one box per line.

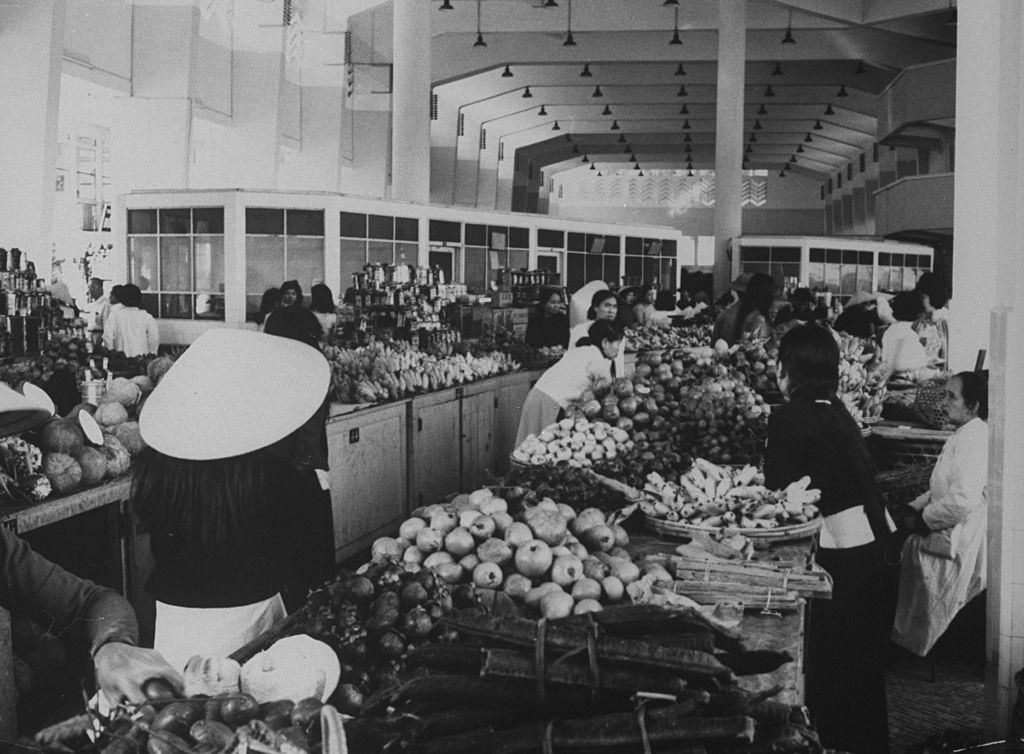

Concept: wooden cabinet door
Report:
left=328, top=405, right=407, bottom=562
left=492, top=376, right=535, bottom=476
left=460, top=391, right=496, bottom=491
left=410, top=398, right=462, bottom=510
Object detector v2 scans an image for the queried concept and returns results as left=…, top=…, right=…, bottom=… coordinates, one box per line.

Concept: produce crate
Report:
left=876, top=464, right=934, bottom=508
left=866, top=424, right=949, bottom=471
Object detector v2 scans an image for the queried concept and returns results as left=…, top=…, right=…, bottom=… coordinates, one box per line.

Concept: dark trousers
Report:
left=282, top=469, right=336, bottom=611
left=808, top=540, right=898, bottom=754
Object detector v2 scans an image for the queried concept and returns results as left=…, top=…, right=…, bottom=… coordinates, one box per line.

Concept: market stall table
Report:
left=0, top=477, right=133, bottom=740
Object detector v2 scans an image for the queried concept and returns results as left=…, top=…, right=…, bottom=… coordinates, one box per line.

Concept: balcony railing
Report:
left=876, top=59, right=956, bottom=142
left=874, top=173, right=954, bottom=236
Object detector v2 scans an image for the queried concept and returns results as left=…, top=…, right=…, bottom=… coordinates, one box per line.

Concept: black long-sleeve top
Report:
left=525, top=312, right=569, bottom=349
left=1, top=527, right=137, bottom=656
left=763, top=392, right=888, bottom=538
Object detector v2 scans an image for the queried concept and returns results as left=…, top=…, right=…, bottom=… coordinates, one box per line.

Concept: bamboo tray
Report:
left=670, top=555, right=833, bottom=599
left=654, top=581, right=803, bottom=612
left=642, top=512, right=822, bottom=544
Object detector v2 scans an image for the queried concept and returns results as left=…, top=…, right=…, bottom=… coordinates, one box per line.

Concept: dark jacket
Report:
left=525, top=312, right=569, bottom=349
left=1, top=527, right=137, bottom=655
left=763, top=392, right=888, bottom=540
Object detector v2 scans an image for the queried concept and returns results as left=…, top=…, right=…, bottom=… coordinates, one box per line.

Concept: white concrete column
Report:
left=391, top=0, right=432, bottom=204
left=956, top=0, right=1024, bottom=739
left=712, top=0, right=745, bottom=297
left=0, top=0, right=66, bottom=269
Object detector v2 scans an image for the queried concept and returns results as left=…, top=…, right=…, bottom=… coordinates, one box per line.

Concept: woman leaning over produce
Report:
left=892, top=371, right=989, bottom=656
left=763, top=325, right=898, bottom=754
left=515, top=320, right=623, bottom=446
left=568, top=289, right=625, bottom=376
left=136, top=329, right=331, bottom=672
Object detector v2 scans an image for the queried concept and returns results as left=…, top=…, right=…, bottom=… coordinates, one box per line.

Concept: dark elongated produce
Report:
left=557, top=603, right=746, bottom=651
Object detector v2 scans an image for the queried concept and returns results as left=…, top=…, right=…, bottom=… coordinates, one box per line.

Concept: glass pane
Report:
left=877, top=267, right=890, bottom=290
left=140, top=293, right=159, bottom=318
left=287, top=209, right=324, bottom=236
left=194, top=236, right=224, bottom=293
left=856, top=265, right=872, bottom=292
left=160, top=293, right=193, bottom=319
left=159, top=237, right=192, bottom=291
left=429, top=220, right=460, bottom=243
left=537, top=229, right=564, bottom=248
left=367, top=240, right=394, bottom=265
left=602, top=256, right=619, bottom=285
left=129, top=237, right=158, bottom=292
left=567, top=232, right=585, bottom=252
left=368, top=214, right=393, bottom=240
left=128, top=209, right=157, bottom=235
left=661, top=259, right=677, bottom=290
left=772, top=246, right=800, bottom=263
left=286, top=236, right=325, bottom=288
left=537, top=254, right=559, bottom=274
left=194, top=293, right=225, bottom=321
left=465, top=224, right=487, bottom=246
left=160, top=208, right=191, bottom=234
left=429, top=249, right=454, bottom=284
left=193, top=207, right=224, bottom=234
left=566, top=253, right=585, bottom=292
left=246, top=236, right=285, bottom=299
left=902, top=267, right=918, bottom=289
left=743, top=246, right=769, bottom=262
left=824, top=262, right=840, bottom=292
left=246, top=208, right=284, bottom=235
left=603, top=236, right=620, bottom=255
left=340, top=212, right=367, bottom=238
left=464, top=246, right=487, bottom=293
left=840, top=266, right=857, bottom=295
left=809, top=248, right=825, bottom=263
left=625, top=237, right=643, bottom=255
left=508, top=227, right=528, bottom=248
left=808, top=262, right=824, bottom=291
left=509, top=249, right=529, bottom=270
left=395, top=242, right=417, bottom=265
left=624, top=257, right=643, bottom=286
left=395, top=217, right=418, bottom=241
left=643, top=258, right=659, bottom=285
left=661, top=239, right=677, bottom=257
left=585, top=254, right=602, bottom=282
left=340, top=239, right=366, bottom=292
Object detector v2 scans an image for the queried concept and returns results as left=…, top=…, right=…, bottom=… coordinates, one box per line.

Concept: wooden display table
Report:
left=0, top=477, right=134, bottom=740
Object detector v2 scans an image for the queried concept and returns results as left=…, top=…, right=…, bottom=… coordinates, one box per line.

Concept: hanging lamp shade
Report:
left=593, top=85, right=603, bottom=97
left=610, top=120, right=620, bottom=130
left=669, top=29, right=682, bottom=45
left=618, top=133, right=627, bottom=143
left=538, top=105, right=547, bottom=116
left=804, top=133, right=813, bottom=142
left=764, top=85, right=775, bottom=97
left=590, top=162, right=596, bottom=170
left=837, top=84, right=849, bottom=97
left=682, top=120, right=691, bottom=130
left=757, top=104, right=768, bottom=115
left=781, top=11, right=796, bottom=44
left=679, top=103, right=689, bottom=115
left=683, top=133, right=692, bottom=143
left=779, top=169, right=787, bottom=177
left=772, top=62, right=783, bottom=76
left=753, top=119, right=762, bottom=130
left=543, top=0, right=558, bottom=6
left=854, top=60, right=866, bottom=75
left=675, top=63, right=686, bottom=76
left=580, top=63, right=592, bottom=77
left=552, top=121, right=561, bottom=130
left=523, top=87, right=533, bottom=98
left=749, top=133, right=757, bottom=143
left=439, top=0, right=453, bottom=9
left=744, top=144, right=753, bottom=154
left=687, top=169, right=694, bottom=176
left=582, top=154, right=589, bottom=163
left=602, top=104, right=612, bottom=116
left=789, top=155, right=797, bottom=163
left=572, top=144, right=580, bottom=154
left=563, top=30, right=576, bottom=46
left=813, top=119, right=823, bottom=130
left=677, top=85, right=688, bottom=97
left=473, top=32, right=486, bottom=47
left=501, top=65, right=513, bottom=78
left=796, top=144, right=804, bottom=153
left=824, top=103, right=835, bottom=115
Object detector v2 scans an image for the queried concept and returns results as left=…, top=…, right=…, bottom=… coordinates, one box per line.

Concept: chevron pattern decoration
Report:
left=551, top=170, right=769, bottom=209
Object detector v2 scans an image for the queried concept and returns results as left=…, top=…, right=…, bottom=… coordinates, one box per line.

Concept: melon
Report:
left=101, top=435, right=131, bottom=478
left=130, top=375, right=155, bottom=395
left=146, top=356, right=175, bottom=386
left=75, top=447, right=107, bottom=486
left=42, top=453, right=82, bottom=494
left=106, top=378, right=141, bottom=408
left=38, top=419, right=84, bottom=456
left=65, top=402, right=96, bottom=419
left=112, top=421, right=146, bottom=456
left=94, top=401, right=129, bottom=427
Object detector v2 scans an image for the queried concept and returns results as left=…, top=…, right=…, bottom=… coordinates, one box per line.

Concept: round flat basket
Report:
left=642, top=512, right=823, bottom=544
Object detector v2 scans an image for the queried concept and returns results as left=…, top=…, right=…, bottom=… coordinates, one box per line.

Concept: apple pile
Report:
left=512, top=417, right=631, bottom=469
left=372, top=489, right=641, bottom=620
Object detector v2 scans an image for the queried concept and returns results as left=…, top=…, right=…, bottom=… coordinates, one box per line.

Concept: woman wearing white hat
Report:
left=136, top=329, right=331, bottom=672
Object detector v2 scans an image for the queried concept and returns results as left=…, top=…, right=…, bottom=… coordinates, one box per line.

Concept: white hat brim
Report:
left=139, top=329, right=331, bottom=461
left=0, top=383, right=53, bottom=436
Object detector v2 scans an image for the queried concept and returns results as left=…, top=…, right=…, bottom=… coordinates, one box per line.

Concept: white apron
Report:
left=154, top=593, right=287, bottom=673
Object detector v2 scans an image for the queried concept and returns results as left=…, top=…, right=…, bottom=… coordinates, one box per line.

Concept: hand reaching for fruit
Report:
left=93, top=642, right=184, bottom=705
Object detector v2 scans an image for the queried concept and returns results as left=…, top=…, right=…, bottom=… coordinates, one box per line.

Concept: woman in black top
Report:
left=525, top=288, right=570, bottom=349
left=763, top=325, right=897, bottom=754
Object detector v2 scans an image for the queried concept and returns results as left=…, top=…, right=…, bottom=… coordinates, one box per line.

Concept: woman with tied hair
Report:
left=136, top=329, right=331, bottom=672
left=102, top=283, right=160, bottom=357
left=567, top=288, right=625, bottom=376
left=892, top=371, right=989, bottom=656
left=764, top=325, right=898, bottom=754
left=309, top=283, right=339, bottom=336
left=515, top=320, right=624, bottom=446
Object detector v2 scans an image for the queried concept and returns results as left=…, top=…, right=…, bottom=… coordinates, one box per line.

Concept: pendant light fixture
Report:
left=753, top=119, right=762, bottom=130
left=582, top=154, right=589, bottom=164
left=854, top=60, right=866, bottom=75
left=601, top=104, right=612, bottom=116
left=592, top=85, right=603, bottom=97
left=796, top=144, right=804, bottom=153
left=824, top=103, right=835, bottom=115
left=813, top=119, right=823, bottom=130
left=572, top=144, right=580, bottom=154
left=779, top=169, right=787, bottom=177
left=538, top=105, right=547, bottom=116
left=688, top=169, right=694, bottom=177
left=610, top=120, right=620, bottom=130
left=617, top=133, right=627, bottom=143
left=597, top=170, right=602, bottom=177
left=580, top=63, right=592, bottom=78
left=757, top=104, right=768, bottom=115
left=664, top=0, right=678, bottom=6
left=565, top=133, right=572, bottom=142
left=590, top=162, right=596, bottom=170
left=552, top=121, right=561, bottom=130
left=744, top=144, right=753, bottom=154
left=439, top=0, right=453, bottom=9
left=639, top=170, right=645, bottom=176
left=563, top=0, right=576, bottom=46
left=804, top=132, right=813, bottom=142
left=624, top=145, right=632, bottom=154
left=669, top=7, right=682, bottom=45
left=837, top=84, right=849, bottom=97
left=677, top=85, right=689, bottom=97
left=523, top=87, right=533, bottom=98
left=543, top=0, right=558, bottom=6
left=764, top=85, right=775, bottom=97
left=789, top=154, right=797, bottom=163
left=772, top=62, right=783, bottom=76
left=944, top=0, right=957, bottom=26
left=683, top=133, right=692, bottom=143
left=679, top=103, right=690, bottom=115
left=781, top=10, right=796, bottom=44
left=682, top=119, right=691, bottom=130
left=473, top=0, right=486, bottom=47
left=675, top=63, right=687, bottom=77
left=501, top=65, right=513, bottom=78
left=749, top=132, right=757, bottom=143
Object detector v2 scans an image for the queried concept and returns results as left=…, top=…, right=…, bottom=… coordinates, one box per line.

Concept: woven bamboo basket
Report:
left=641, top=512, right=822, bottom=544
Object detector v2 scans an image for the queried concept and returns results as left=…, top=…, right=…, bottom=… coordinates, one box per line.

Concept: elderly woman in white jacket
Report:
left=892, top=371, right=989, bottom=656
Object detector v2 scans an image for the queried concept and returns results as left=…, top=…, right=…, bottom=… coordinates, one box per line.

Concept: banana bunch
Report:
left=836, top=333, right=887, bottom=423
left=641, top=457, right=821, bottom=529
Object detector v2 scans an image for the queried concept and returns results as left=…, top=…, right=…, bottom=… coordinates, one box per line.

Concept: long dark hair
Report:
left=733, top=273, right=774, bottom=342
left=134, top=447, right=302, bottom=552
left=577, top=320, right=623, bottom=348
left=256, top=288, right=282, bottom=325
left=309, top=284, right=335, bottom=314
left=778, top=325, right=839, bottom=399
left=587, top=290, right=618, bottom=320
left=119, top=284, right=143, bottom=309
left=535, top=287, right=562, bottom=316
left=955, top=370, right=989, bottom=421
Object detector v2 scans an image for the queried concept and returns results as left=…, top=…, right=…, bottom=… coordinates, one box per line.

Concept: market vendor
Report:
left=632, top=285, right=659, bottom=327
left=763, top=325, right=898, bottom=754
left=136, top=329, right=331, bottom=672
left=711, top=273, right=775, bottom=346
left=103, top=284, right=160, bottom=357
left=568, top=289, right=626, bottom=376
left=515, top=320, right=623, bottom=446
left=524, top=287, right=569, bottom=349
left=615, top=286, right=639, bottom=329
left=892, top=371, right=989, bottom=656
left=880, top=290, right=930, bottom=377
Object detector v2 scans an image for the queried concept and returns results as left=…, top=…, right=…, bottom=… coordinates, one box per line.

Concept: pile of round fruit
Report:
left=372, top=488, right=642, bottom=620
left=511, top=417, right=631, bottom=469
left=624, top=323, right=712, bottom=354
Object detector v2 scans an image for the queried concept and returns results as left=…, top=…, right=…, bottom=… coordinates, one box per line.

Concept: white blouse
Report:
left=533, top=345, right=613, bottom=408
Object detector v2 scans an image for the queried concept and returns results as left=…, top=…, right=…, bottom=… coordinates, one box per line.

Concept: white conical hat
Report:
left=0, top=383, right=54, bottom=436
left=139, top=329, right=330, bottom=461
